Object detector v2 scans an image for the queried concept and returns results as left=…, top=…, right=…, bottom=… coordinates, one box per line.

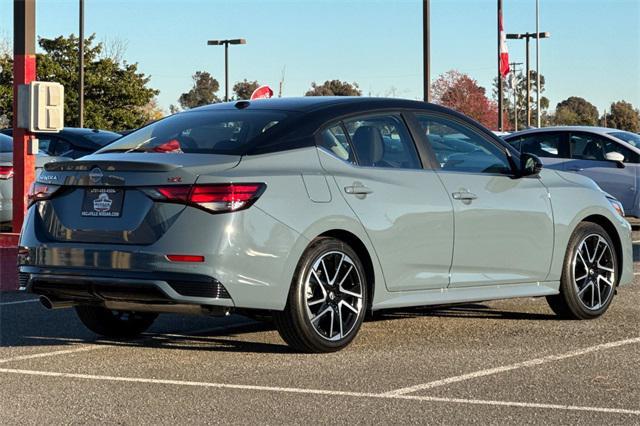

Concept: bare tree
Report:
left=100, top=36, right=129, bottom=64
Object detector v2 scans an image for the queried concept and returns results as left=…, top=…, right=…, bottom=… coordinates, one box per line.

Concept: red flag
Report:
left=499, top=14, right=510, bottom=77
left=250, top=85, right=274, bottom=100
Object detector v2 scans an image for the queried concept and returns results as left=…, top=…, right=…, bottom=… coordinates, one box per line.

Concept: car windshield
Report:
left=608, top=131, right=640, bottom=147
left=0, top=134, right=11, bottom=153
left=98, top=110, right=288, bottom=155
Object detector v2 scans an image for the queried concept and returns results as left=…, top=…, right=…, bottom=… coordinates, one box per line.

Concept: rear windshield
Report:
left=0, top=134, right=11, bottom=153
left=97, top=110, right=289, bottom=155
left=83, top=131, right=122, bottom=146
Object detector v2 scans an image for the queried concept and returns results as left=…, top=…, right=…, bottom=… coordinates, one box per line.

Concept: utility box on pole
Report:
left=17, top=81, right=64, bottom=133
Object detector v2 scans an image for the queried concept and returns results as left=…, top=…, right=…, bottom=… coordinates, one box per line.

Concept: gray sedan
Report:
left=18, top=98, right=633, bottom=352
left=505, top=127, right=640, bottom=218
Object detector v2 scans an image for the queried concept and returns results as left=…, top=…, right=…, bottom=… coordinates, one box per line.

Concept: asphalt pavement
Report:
left=1, top=235, right=639, bottom=424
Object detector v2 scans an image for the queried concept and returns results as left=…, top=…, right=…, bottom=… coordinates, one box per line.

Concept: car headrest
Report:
left=352, top=126, right=384, bottom=166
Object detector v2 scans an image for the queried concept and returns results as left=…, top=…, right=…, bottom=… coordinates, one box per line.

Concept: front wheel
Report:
left=275, top=238, right=368, bottom=353
left=546, top=222, right=618, bottom=319
left=75, top=305, right=158, bottom=338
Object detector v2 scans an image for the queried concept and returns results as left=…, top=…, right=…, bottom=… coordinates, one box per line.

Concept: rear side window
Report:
left=342, top=114, right=421, bottom=169
left=98, top=110, right=289, bottom=155
left=319, top=125, right=356, bottom=164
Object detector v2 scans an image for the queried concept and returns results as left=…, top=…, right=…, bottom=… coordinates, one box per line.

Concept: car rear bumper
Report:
left=20, top=266, right=235, bottom=311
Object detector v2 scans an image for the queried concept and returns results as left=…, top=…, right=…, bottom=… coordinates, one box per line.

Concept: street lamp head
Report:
left=506, top=33, right=524, bottom=39
left=539, top=32, right=551, bottom=39
left=207, top=39, right=247, bottom=46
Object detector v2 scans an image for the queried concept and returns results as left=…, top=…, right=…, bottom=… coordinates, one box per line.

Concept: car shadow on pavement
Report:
left=370, top=303, right=557, bottom=322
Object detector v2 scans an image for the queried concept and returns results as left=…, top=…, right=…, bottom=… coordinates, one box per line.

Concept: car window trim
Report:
left=410, top=111, right=518, bottom=177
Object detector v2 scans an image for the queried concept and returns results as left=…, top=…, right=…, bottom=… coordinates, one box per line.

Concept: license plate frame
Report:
left=80, top=188, right=124, bottom=218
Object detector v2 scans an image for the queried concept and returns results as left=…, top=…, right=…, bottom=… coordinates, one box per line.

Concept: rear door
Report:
left=414, top=112, right=554, bottom=288
left=566, top=132, right=637, bottom=210
left=317, top=113, right=454, bottom=291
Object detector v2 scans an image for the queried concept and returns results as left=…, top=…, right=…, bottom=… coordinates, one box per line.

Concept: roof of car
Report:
left=189, top=96, right=435, bottom=113
left=506, top=126, right=627, bottom=138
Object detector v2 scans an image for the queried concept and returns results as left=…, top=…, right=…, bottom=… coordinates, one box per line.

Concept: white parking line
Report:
left=0, top=299, right=39, bottom=306
left=382, top=336, right=640, bottom=396
left=0, top=346, right=102, bottom=364
left=0, top=367, right=637, bottom=416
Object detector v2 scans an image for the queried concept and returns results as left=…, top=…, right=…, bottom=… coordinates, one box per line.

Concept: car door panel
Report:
left=317, top=115, right=454, bottom=291
left=436, top=172, right=554, bottom=287
left=321, top=154, right=454, bottom=291
left=414, top=113, right=554, bottom=288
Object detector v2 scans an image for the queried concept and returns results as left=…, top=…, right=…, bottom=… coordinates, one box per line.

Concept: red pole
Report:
left=12, top=0, right=37, bottom=232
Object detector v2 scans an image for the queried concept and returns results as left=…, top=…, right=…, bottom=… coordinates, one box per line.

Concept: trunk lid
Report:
left=35, top=153, right=241, bottom=245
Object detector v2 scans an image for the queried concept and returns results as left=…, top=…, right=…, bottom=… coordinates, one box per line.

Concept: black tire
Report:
left=75, top=305, right=158, bottom=338
left=546, top=222, right=618, bottom=319
left=275, top=237, right=368, bottom=353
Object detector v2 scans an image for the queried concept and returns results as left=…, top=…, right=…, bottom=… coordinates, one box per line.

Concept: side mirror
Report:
left=520, top=153, right=543, bottom=177
left=605, top=151, right=625, bottom=168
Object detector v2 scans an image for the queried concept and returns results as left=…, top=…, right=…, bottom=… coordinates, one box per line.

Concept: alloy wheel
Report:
left=304, top=251, right=364, bottom=341
left=572, top=234, right=615, bottom=311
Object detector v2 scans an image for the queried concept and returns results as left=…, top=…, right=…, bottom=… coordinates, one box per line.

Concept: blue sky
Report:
left=1, top=0, right=639, bottom=114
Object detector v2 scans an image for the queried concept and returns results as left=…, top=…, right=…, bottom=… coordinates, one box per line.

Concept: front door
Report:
left=414, top=112, right=554, bottom=288
left=317, top=113, right=454, bottom=291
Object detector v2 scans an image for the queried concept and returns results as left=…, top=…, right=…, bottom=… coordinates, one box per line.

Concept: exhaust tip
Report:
left=39, top=295, right=53, bottom=309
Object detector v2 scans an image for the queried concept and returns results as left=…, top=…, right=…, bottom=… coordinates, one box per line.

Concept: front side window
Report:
left=415, top=114, right=512, bottom=174
left=342, top=114, right=421, bottom=169
left=508, top=133, right=563, bottom=158
left=98, top=110, right=288, bottom=155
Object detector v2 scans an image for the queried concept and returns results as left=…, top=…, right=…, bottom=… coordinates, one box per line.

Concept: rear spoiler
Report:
left=44, top=161, right=178, bottom=172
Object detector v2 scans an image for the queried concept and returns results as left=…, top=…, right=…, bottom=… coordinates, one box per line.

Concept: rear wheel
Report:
left=547, top=222, right=618, bottom=319
left=75, top=305, right=158, bottom=338
left=275, top=238, right=368, bottom=353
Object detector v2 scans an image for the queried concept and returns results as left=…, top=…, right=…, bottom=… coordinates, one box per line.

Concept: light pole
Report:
left=536, top=0, right=541, bottom=127
left=79, top=0, right=84, bottom=127
left=423, top=0, right=430, bottom=103
left=207, top=38, right=246, bottom=102
left=509, top=61, right=523, bottom=131
left=506, top=31, right=549, bottom=127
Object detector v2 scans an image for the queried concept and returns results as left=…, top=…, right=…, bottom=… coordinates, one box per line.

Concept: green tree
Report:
left=553, top=97, right=599, bottom=126
left=305, top=80, right=361, bottom=96
left=0, top=53, right=11, bottom=128
left=233, top=79, right=259, bottom=100
left=0, top=34, right=159, bottom=130
left=493, top=70, right=549, bottom=129
left=178, top=71, right=220, bottom=109
left=604, top=101, right=640, bottom=133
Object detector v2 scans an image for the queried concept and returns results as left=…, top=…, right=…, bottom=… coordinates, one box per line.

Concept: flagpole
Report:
left=497, top=0, right=503, bottom=131
left=536, top=0, right=541, bottom=127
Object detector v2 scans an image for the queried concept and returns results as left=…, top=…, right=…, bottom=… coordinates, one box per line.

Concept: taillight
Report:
left=142, top=183, right=266, bottom=214
left=0, top=166, right=13, bottom=179
left=27, top=182, right=62, bottom=206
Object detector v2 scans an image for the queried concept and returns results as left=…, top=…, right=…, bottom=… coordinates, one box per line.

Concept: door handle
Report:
left=452, top=191, right=478, bottom=201
left=344, top=185, right=373, bottom=196
left=568, top=167, right=584, bottom=172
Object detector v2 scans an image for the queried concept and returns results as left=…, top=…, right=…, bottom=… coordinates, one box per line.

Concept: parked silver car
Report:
left=505, top=127, right=640, bottom=218
left=19, top=98, right=633, bottom=352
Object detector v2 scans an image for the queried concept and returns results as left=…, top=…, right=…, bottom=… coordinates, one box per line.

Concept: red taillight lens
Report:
left=0, top=166, right=14, bottom=179
left=27, top=182, right=61, bottom=206
left=166, top=254, right=205, bottom=262
left=144, top=183, right=265, bottom=214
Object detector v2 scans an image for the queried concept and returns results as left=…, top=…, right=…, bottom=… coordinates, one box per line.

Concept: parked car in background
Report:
left=504, top=127, right=640, bottom=218
left=0, top=128, right=121, bottom=227
left=18, top=98, right=632, bottom=352
left=0, top=127, right=122, bottom=160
